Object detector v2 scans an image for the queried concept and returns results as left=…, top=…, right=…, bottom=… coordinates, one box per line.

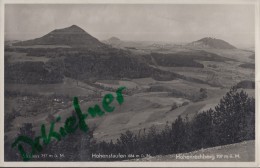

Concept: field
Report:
left=5, top=52, right=50, bottom=63
left=4, top=44, right=255, bottom=144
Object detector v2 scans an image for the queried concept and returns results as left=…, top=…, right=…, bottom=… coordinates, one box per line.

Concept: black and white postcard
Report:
left=1, top=0, right=259, bottom=167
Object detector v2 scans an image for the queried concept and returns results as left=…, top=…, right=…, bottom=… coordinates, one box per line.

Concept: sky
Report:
left=5, top=4, right=255, bottom=48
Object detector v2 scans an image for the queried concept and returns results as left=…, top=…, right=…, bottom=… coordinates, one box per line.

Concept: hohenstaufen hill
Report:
left=13, top=25, right=106, bottom=49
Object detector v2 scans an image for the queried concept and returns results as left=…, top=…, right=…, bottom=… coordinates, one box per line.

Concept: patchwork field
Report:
left=6, top=75, right=253, bottom=142
left=158, top=60, right=254, bottom=88
left=6, top=52, right=50, bottom=63
left=4, top=46, right=255, bottom=144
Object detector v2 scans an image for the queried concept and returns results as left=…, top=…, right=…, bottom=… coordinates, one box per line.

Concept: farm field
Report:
left=5, top=72, right=254, bottom=142
left=5, top=43, right=255, bottom=143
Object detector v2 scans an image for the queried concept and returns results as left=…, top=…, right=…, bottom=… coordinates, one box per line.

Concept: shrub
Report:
left=170, top=103, right=179, bottom=110
left=236, top=80, right=255, bottom=89
left=239, top=63, right=255, bottom=69
left=182, top=101, right=189, bottom=106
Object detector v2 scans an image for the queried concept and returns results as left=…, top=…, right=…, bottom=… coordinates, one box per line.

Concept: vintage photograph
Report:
left=3, top=3, right=256, bottom=163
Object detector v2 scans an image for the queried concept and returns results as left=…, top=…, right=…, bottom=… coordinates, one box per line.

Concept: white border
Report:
left=0, top=0, right=259, bottom=167
left=255, top=0, right=260, bottom=167
left=0, top=0, right=258, bottom=4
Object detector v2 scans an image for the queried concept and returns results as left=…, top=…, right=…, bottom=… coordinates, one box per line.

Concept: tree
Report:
left=199, top=88, right=207, bottom=100
left=171, top=102, right=178, bottom=110
left=213, top=87, right=255, bottom=145
left=146, top=125, right=161, bottom=155
left=171, top=116, right=187, bottom=153
left=192, top=109, right=215, bottom=149
left=118, top=130, right=136, bottom=154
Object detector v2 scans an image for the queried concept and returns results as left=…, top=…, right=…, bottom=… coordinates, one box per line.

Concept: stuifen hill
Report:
left=104, top=37, right=121, bottom=45
left=102, top=36, right=124, bottom=48
left=13, top=25, right=106, bottom=49
left=187, top=37, right=236, bottom=49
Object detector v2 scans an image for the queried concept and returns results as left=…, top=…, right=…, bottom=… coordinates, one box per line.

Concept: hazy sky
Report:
left=5, top=4, right=255, bottom=48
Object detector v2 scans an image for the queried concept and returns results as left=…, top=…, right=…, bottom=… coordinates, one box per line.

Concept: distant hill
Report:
left=5, top=40, right=21, bottom=46
left=103, top=36, right=123, bottom=47
left=187, top=37, right=236, bottom=49
left=104, top=37, right=121, bottom=44
left=13, top=25, right=106, bottom=49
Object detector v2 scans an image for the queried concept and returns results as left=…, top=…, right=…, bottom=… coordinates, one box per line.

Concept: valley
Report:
left=4, top=25, right=255, bottom=161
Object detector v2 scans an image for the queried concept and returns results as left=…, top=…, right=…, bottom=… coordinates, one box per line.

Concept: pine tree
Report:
left=213, top=87, right=255, bottom=145
left=171, top=116, right=186, bottom=153
left=118, top=130, right=135, bottom=154
left=192, top=109, right=215, bottom=149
